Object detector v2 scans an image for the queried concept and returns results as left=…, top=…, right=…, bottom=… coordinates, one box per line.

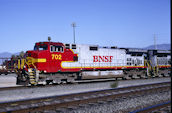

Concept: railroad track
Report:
left=130, top=101, right=171, bottom=113
left=0, top=76, right=170, bottom=91
left=0, top=81, right=170, bottom=113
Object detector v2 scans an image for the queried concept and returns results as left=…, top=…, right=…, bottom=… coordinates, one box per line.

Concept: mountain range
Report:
left=0, top=52, right=19, bottom=58
left=0, top=52, right=19, bottom=65
left=143, top=44, right=170, bottom=50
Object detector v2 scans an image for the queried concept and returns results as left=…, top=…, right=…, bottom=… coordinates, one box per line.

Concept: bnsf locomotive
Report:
left=15, top=41, right=171, bottom=85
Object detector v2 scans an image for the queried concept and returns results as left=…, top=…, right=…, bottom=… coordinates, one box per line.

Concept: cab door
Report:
left=49, top=45, right=64, bottom=72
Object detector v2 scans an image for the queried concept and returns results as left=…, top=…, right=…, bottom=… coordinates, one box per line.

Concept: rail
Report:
left=0, top=81, right=170, bottom=113
left=130, top=101, right=171, bottom=113
left=0, top=77, right=170, bottom=91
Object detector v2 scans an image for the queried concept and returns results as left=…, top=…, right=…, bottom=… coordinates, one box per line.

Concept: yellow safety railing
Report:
left=17, top=59, right=26, bottom=69
left=18, top=59, right=20, bottom=69
left=144, top=59, right=160, bottom=76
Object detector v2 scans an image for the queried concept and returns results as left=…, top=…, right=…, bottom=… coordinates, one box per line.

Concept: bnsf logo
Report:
left=93, top=56, right=113, bottom=62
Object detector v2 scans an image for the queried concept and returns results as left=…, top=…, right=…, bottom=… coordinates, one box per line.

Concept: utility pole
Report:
left=154, top=34, right=157, bottom=50
left=153, top=34, right=158, bottom=75
left=71, top=22, right=76, bottom=44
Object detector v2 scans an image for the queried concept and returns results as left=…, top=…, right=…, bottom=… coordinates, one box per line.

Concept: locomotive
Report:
left=15, top=41, right=171, bottom=85
left=0, top=57, right=17, bottom=75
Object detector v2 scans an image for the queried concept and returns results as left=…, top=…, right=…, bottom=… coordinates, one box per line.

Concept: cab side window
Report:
left=51, top=46, right=55, bottom=52
left=50, top=45, right=64, bottom=52
left=55, top=46, right=63, bottom=52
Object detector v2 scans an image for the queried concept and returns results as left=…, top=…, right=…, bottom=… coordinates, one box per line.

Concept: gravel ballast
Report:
left=66, top=91, right=171, bottom=113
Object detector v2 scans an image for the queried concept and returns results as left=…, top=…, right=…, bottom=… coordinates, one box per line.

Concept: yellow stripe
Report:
left=37, top=58, right=46, bottom=62
left=27, top=57, right=46, bottom=63
left=158, top=65, right=171, bottom=67
left=70, top=49, right=75, bottom=54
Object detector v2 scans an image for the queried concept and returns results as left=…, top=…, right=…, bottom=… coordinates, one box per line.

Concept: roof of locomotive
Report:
left=35, top=42, right=170, bottom=53
left=35, top=42, right=64, bottom=46
left=35, top=42, right=117, bottom=49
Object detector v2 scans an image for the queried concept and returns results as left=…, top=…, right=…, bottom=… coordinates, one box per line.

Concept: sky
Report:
left=0, top=0, right=170, bottom=53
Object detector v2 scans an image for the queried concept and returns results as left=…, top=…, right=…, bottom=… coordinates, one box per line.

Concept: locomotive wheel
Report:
left=77, top=73, right=82, bottom=80
left=16, top=76, right=29, bottom=86
left=16, top=70, right=29, bottom=86
left=46, top=80, right=53, bottom=85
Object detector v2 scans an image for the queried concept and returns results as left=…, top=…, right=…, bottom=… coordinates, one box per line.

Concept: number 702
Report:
left=51, top=54, right=62, bottom=60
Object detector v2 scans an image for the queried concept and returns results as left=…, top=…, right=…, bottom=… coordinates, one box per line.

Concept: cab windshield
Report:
left=34, top=45, right=48, bottom=51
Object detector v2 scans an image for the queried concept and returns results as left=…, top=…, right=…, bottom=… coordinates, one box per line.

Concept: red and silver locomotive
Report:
left=16, top=41, right=171, bottom=85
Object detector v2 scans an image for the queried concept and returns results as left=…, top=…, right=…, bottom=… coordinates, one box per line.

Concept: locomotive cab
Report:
left=23, top=41, right=78, bottom=75
left=26, top=42, right=66, bottom=73
left=26, top=42, right=49, bottom=72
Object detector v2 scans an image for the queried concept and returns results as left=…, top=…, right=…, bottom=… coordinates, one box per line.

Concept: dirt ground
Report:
left=0, top=74, right=19, bottom=87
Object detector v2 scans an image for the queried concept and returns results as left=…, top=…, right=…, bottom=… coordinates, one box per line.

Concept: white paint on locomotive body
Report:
left=82, top=70, right=123, bottom=76
left=157, top=55, right=171, bottom=66
left=126, top=54, right=145, bottom=66
left=61, top=44, right=127, bottom=68
left=147, top=50, right=171, bottom=67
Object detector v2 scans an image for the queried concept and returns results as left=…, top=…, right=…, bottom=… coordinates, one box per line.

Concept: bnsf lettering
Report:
left=93, top=56, right=113, bottom=62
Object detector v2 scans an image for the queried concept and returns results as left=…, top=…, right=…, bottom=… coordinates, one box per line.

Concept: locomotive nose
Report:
left=25, top=51, right=38, bottom=66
